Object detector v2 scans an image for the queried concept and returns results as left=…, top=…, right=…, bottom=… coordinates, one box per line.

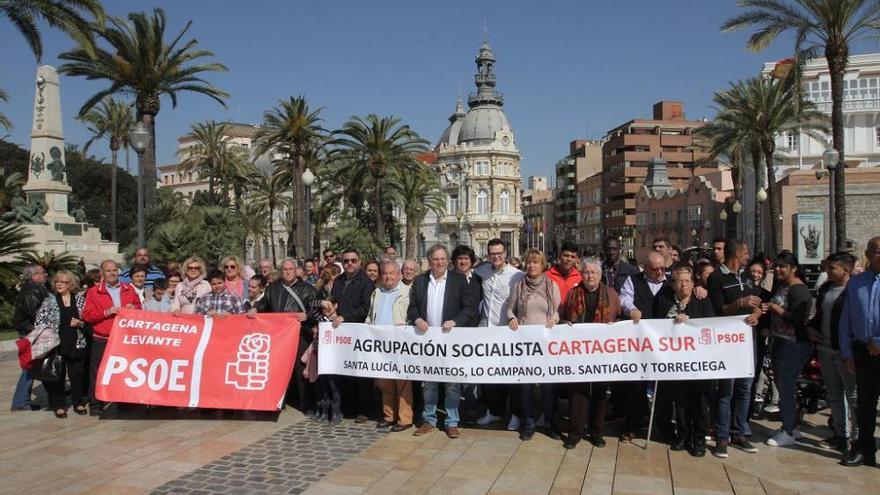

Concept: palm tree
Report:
left=237, top=199, right=269, bottom=261
left=1, top=0, right=103, bottom=61
left=18, top=249, right=81, bottom=276
left=711, top=77, right=827, bottom=252
left=331, top=114, right=429, bottom=246
left=247, top=170, right=292, bottom=266
left=0, top=88, right=11, bottom=131
left=178, top=120, right=231, bottom=204
left=58, top=8, right=228, bottom=210
left=0, top=221, right=36, bottom=285
left=80, top=97, right=134, bottom=242
left=387, top=165, right=445, bottom=259
left=722, top=0, right=880, bottom=251
left=253, top=96, right=326, bottom=257
left=223, top=147, right=258, bottom=214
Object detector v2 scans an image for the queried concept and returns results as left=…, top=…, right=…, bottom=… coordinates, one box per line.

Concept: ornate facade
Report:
left=420, top=38, right=524, bottom=258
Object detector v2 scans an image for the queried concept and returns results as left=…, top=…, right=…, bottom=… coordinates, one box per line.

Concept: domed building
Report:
left=420, top=37, right=524, bottom=258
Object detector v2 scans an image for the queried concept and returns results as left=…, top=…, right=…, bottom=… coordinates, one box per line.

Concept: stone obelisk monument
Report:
left=22, top=65, right=74, bottom=224
left=20, top=66, right=120, bottom=265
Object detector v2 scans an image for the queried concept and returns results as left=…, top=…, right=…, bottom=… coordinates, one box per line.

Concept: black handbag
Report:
left=31, top=352, right=65, bottom=382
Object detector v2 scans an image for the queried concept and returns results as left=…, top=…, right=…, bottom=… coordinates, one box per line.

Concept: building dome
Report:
left=457, top=106, right=511, bottom=144
left=438, top=96, right=467, bottom=146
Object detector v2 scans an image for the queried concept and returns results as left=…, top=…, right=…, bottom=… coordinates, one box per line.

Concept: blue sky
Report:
left=0, top=1, right=868, bottom=178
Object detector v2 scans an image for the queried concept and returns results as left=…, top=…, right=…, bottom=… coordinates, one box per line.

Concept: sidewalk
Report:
left=2, top=348, right=878, bottom=494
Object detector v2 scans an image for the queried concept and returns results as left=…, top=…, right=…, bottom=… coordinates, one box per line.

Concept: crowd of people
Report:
left=9, top=236, right=880, bottom=467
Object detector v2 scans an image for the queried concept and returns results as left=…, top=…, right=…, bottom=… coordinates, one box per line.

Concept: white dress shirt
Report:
left=620, top=274, right=667, bottom=314
left=426, top=271, right=447, bottom=327
left=476, top=262, right=524, bottom=326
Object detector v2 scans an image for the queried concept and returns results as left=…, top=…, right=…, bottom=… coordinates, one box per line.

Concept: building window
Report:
left=499, top=190, right=510, bottom=214
left=875, top=127, right=880, bottom=148
left=448, top=194, right=458, bottom=215
left=477, top=189, right=489, bottom=214
left=663, top=209, right=669, bottom=226
left=650, top=212, right=657, bottom=228
left=786, top=132, right=798, bottom=150
left=475, top=161, right=489, bottom=176
left=687, top=205, right=702, bottom=222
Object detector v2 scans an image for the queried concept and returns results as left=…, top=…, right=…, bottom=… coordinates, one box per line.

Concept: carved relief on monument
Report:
left=31, top=152, right=45, bottom=178
left=47, top=146, right=66, bottom=183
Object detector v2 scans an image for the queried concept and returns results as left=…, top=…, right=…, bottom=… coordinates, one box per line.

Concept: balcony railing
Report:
left=813, top=98, right=880, bottom=113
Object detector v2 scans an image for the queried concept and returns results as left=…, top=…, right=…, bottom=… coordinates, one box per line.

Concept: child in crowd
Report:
left=194, top=269, right=244, bottom=316
left=143, top=278, right=171, bottom=313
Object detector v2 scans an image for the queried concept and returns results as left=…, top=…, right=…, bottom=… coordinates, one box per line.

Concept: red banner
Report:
left=96, top=309, right=300, bottom=411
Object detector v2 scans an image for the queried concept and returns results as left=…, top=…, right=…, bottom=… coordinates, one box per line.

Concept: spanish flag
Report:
left=770, top=58, right=796, bottom=79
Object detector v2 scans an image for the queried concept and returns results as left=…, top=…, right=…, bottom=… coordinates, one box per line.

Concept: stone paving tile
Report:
left=151, top=419, right=383, bottom=495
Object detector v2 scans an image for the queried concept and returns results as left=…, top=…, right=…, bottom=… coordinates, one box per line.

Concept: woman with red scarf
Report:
left=559, top=258, right=621, bottom=449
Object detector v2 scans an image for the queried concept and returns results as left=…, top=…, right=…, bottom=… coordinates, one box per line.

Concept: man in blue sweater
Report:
left=839, top=236, right=880, bottom=467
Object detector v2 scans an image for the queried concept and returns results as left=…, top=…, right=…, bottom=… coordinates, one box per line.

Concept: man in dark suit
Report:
left=408, top=244, right=479, bottom=439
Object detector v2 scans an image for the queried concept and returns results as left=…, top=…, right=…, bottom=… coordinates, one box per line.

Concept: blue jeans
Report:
left=817, top=348, right=858, bottom=440
left=716, top=376, right=753, bottom=440
left=772, top=338, right=813, bottom=434
left=11, top=369, right=33, bottom=410
left=422, top=381, right=461, bottom=428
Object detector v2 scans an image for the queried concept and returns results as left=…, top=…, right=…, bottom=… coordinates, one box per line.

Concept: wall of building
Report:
left=780, top=168, right=880, bottom=258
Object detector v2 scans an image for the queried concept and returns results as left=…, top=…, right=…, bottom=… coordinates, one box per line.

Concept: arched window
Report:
left=477, top=189, right=489, bottom=214
left=499, top=190, right=510, bottom=214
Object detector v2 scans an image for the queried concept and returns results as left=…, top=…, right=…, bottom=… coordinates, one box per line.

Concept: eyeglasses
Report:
left=186, top=266, right=200, bottom=271
left=342, top=258, right=358, bottom=264
left=224, top=265, right=237, bottom=269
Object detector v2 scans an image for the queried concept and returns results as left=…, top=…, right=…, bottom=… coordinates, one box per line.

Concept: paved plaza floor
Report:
left=1, top=349, right=877, bottom=494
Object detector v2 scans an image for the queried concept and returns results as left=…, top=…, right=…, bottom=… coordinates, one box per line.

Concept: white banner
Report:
left=317, top=316, right=754, bottom=383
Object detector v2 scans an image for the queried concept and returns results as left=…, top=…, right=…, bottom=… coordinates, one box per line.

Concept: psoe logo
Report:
left=225, top=333, right=271, bottom=391
left=322, top=328, right=333, bottom=345
left=699, top=328, right=714, bottom=346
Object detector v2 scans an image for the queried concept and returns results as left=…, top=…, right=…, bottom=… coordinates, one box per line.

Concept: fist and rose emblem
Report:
left=225, top=333, right=272, bottom=391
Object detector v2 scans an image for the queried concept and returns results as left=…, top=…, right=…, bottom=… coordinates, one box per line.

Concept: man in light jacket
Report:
left=366, top=260, right=413, bottom=432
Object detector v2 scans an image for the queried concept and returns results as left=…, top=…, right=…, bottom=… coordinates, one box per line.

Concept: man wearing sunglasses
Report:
left=321, top=249, right=376, bottom=422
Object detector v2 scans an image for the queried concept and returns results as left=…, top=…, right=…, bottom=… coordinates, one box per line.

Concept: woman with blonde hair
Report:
left=33, top=270, right=89, bottom=418
left=171, top=256, right=211, bottom=315
left=220, top=255, right=248, bottom=300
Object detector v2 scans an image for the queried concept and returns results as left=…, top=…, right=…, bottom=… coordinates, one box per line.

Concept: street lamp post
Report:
left=821, top=146, right=840, bottom=254
left=756, top=187, right=767, bottom=254
left=302, top=168, right=315, bottom=259
left=129, top=122, right=150, bottom=247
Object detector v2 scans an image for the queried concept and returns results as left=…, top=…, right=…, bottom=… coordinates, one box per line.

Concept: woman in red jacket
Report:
left=82, top=259, right=141, bottom=416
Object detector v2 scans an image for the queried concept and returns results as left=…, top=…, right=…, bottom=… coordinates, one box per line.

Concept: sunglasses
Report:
left=224, top=265, right=237, bottom=269
left=186, top=265, right=200, bottom=270
left=342, top=258, right=358, bottom=264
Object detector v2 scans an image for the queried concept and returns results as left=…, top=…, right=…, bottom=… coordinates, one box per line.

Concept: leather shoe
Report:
left=563, top=437, right=579, bottom=449
left=354, top=414, right=369, bottom=423
left=413, top=424, right=437, bottom=436
left=589, top=434, right=606, bottom=448
left=520, top=424, right=536, bottom=441
left=671, top=437, right=688, bottom=451
left=446, top=427, right=460, bottom=439
left=390, top=423, right=412, bottom=433
left=545, top=428, right=562, bottom=441
left=689, top=443, right=707, bottom=458
left=841, top=451, right=876, bottom=467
